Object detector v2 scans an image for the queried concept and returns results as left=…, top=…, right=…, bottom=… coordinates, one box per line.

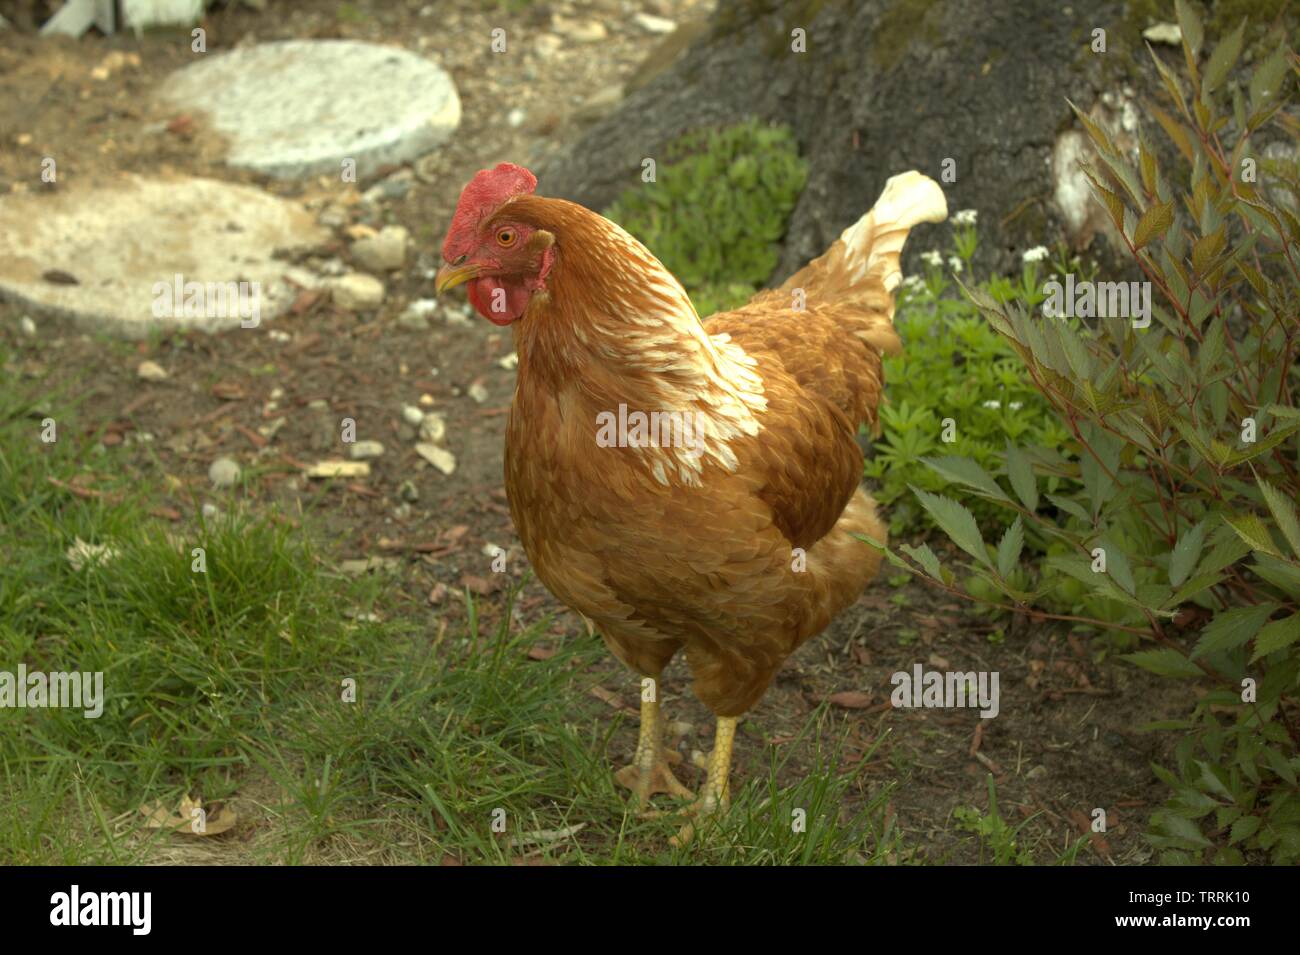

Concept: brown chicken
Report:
left=436, top=162, right=946, bottom=841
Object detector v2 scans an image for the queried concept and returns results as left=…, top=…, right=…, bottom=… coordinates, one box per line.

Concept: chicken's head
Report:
left=434, top=162, right=555, bottom=326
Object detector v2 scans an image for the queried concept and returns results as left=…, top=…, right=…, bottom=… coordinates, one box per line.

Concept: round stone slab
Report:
left=0, top=175, right=326, bottom=338
left=161, top=40, right=461, bottom=180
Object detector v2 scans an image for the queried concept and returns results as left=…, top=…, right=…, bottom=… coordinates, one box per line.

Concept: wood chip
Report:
left=826, top=690, right=875, bottom=709
left=306, top=460, right=370, bottom=479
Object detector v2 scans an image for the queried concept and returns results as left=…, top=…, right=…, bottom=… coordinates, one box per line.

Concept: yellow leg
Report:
left=671, top=715, right=737, bottom=847
left=613, top=692, right=694, bottom=811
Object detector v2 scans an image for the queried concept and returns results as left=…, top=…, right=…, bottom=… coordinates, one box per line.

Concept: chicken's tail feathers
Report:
left=840, top=171, right=949, bottom=295
left=778, top=171, right=948, bottom=356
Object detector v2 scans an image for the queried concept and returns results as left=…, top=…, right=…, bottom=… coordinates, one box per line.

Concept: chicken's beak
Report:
left=434, top=261, right=480, bottom=294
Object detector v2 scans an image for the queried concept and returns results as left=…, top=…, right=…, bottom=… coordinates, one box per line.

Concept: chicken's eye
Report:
left=496, top=228, right=517, bottom=247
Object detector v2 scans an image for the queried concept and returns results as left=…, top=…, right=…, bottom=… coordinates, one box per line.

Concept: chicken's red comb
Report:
left=442, top=162, right=538, bottom=258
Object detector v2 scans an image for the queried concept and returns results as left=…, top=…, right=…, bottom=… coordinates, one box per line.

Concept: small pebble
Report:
left=349, top=440, right=385, bottom=460
left=419, top=413, right=446, bottom=444
left=208, top=456, right=241, bottom=488
left=136, top=360, right=168, bottom=382
left=415, top=443, right=456, bottom=475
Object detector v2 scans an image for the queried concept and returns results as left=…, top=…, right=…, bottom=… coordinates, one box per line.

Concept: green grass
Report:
left=0, top=348, right=898, bottom=865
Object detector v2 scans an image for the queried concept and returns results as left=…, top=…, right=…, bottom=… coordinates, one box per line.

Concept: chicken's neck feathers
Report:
left=510, top=206, right=766, bottom=487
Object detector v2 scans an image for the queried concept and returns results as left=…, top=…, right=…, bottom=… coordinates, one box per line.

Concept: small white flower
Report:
left=1022, top=245, right=1049, bottom=263
left=1009, top=401, right=1023, bottom=410
left=902, top=274, right=926, bottom=292
left=952, top=208, right=978, bottom=226
left=921, top=250, right=943, bottom=267
left=982, top=400, right=1001, bottom=409
left=948, top=256, right=963, bottom=274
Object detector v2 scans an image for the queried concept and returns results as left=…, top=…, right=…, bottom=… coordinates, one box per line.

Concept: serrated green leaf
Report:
left=1223, top=420, right=1300, bottom=466
left=921, top=456, right=1013, bottom=504
left=1250, top=45, right=1288, bottom=116
left=1251, top=555, right=1300, bottom=596
left=1099, top=537, right=1136, bottom=595
left=1199, top=528, right=1253, bottom=577
left=1078, top=162, right=1127, bottom=232
left=1068, top=99, right=1116, bottom=155
left=900, top=542, right=943, bottom=581
left=1134, top=199, right=1174, bottom=248
left=996, top=517, right=1024, bottom=580
left=910, top=486, right=991, bottom=568
left=1153, top=812, right=1214, bottom=848
left=1169, top=519, right=1209, bottom=588
left=1229, top=815, right=1261, bottom=844
left=1263, top=748, right=1296, bottom=786
left=1198, top=316, right=1225, bottom=378
left=1203, top=19, right=1246, bottom=94
left=1151, top=104, right=1194, bottom=162
left=1124, top=648, right=1204, bottom=678
left=1191, top=603, right=1278, bottom=659
left=1196, top=761, right=1233, bottom=801
left=1258, top=477, right=1300, bottom=558
left=1004, top=444, right=1038, bottom=512
left=1251, top=614, right=1300, bottom=662
left=1175, top=0, right=1202, bottom=57
left=1139, top=140, right=1159, bottom=195
left=1224, top=513, right=1281, bottom=557
left=1047, top=493, right=1091, bottom=523
left=1167, top=571, right=1224, bottom=608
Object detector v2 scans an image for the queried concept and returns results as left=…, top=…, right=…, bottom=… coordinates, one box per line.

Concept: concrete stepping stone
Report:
left=160, top=40, right=461, bottom=180
left=0, top=175, right=325, bottom=338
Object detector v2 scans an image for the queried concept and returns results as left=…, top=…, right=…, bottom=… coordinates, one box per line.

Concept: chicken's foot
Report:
left=669, top=715, right=737, bottom=847
left=614, top=694, right=694, bottom=811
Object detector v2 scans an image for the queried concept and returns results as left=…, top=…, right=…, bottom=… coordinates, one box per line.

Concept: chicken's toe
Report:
left=615, top=748, right=695, bottom=812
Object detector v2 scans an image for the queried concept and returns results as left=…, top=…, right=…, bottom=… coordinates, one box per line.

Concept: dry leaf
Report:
left=211, top=380, right=246, bottom=401
left=140, top=794, right=236, bottom=836
left=590, top=686, right=634, bottom=712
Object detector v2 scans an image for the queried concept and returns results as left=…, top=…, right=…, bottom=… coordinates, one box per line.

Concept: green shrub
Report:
left=867, top=223, right=1078, bottom=537
left=873, top=5, right=1300, bottom=864
left=603, top=119, right=807, bottom=317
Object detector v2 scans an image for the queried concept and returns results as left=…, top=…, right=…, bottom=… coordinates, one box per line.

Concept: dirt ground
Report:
left=0, top=0, right=1190, bottom=863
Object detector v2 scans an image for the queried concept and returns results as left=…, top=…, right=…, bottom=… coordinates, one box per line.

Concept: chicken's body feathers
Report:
left=501, top=172, right=946, bottom=716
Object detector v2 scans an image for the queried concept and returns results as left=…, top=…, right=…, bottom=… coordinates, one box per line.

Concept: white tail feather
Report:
left=840, top=171, right=948, bottom=290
